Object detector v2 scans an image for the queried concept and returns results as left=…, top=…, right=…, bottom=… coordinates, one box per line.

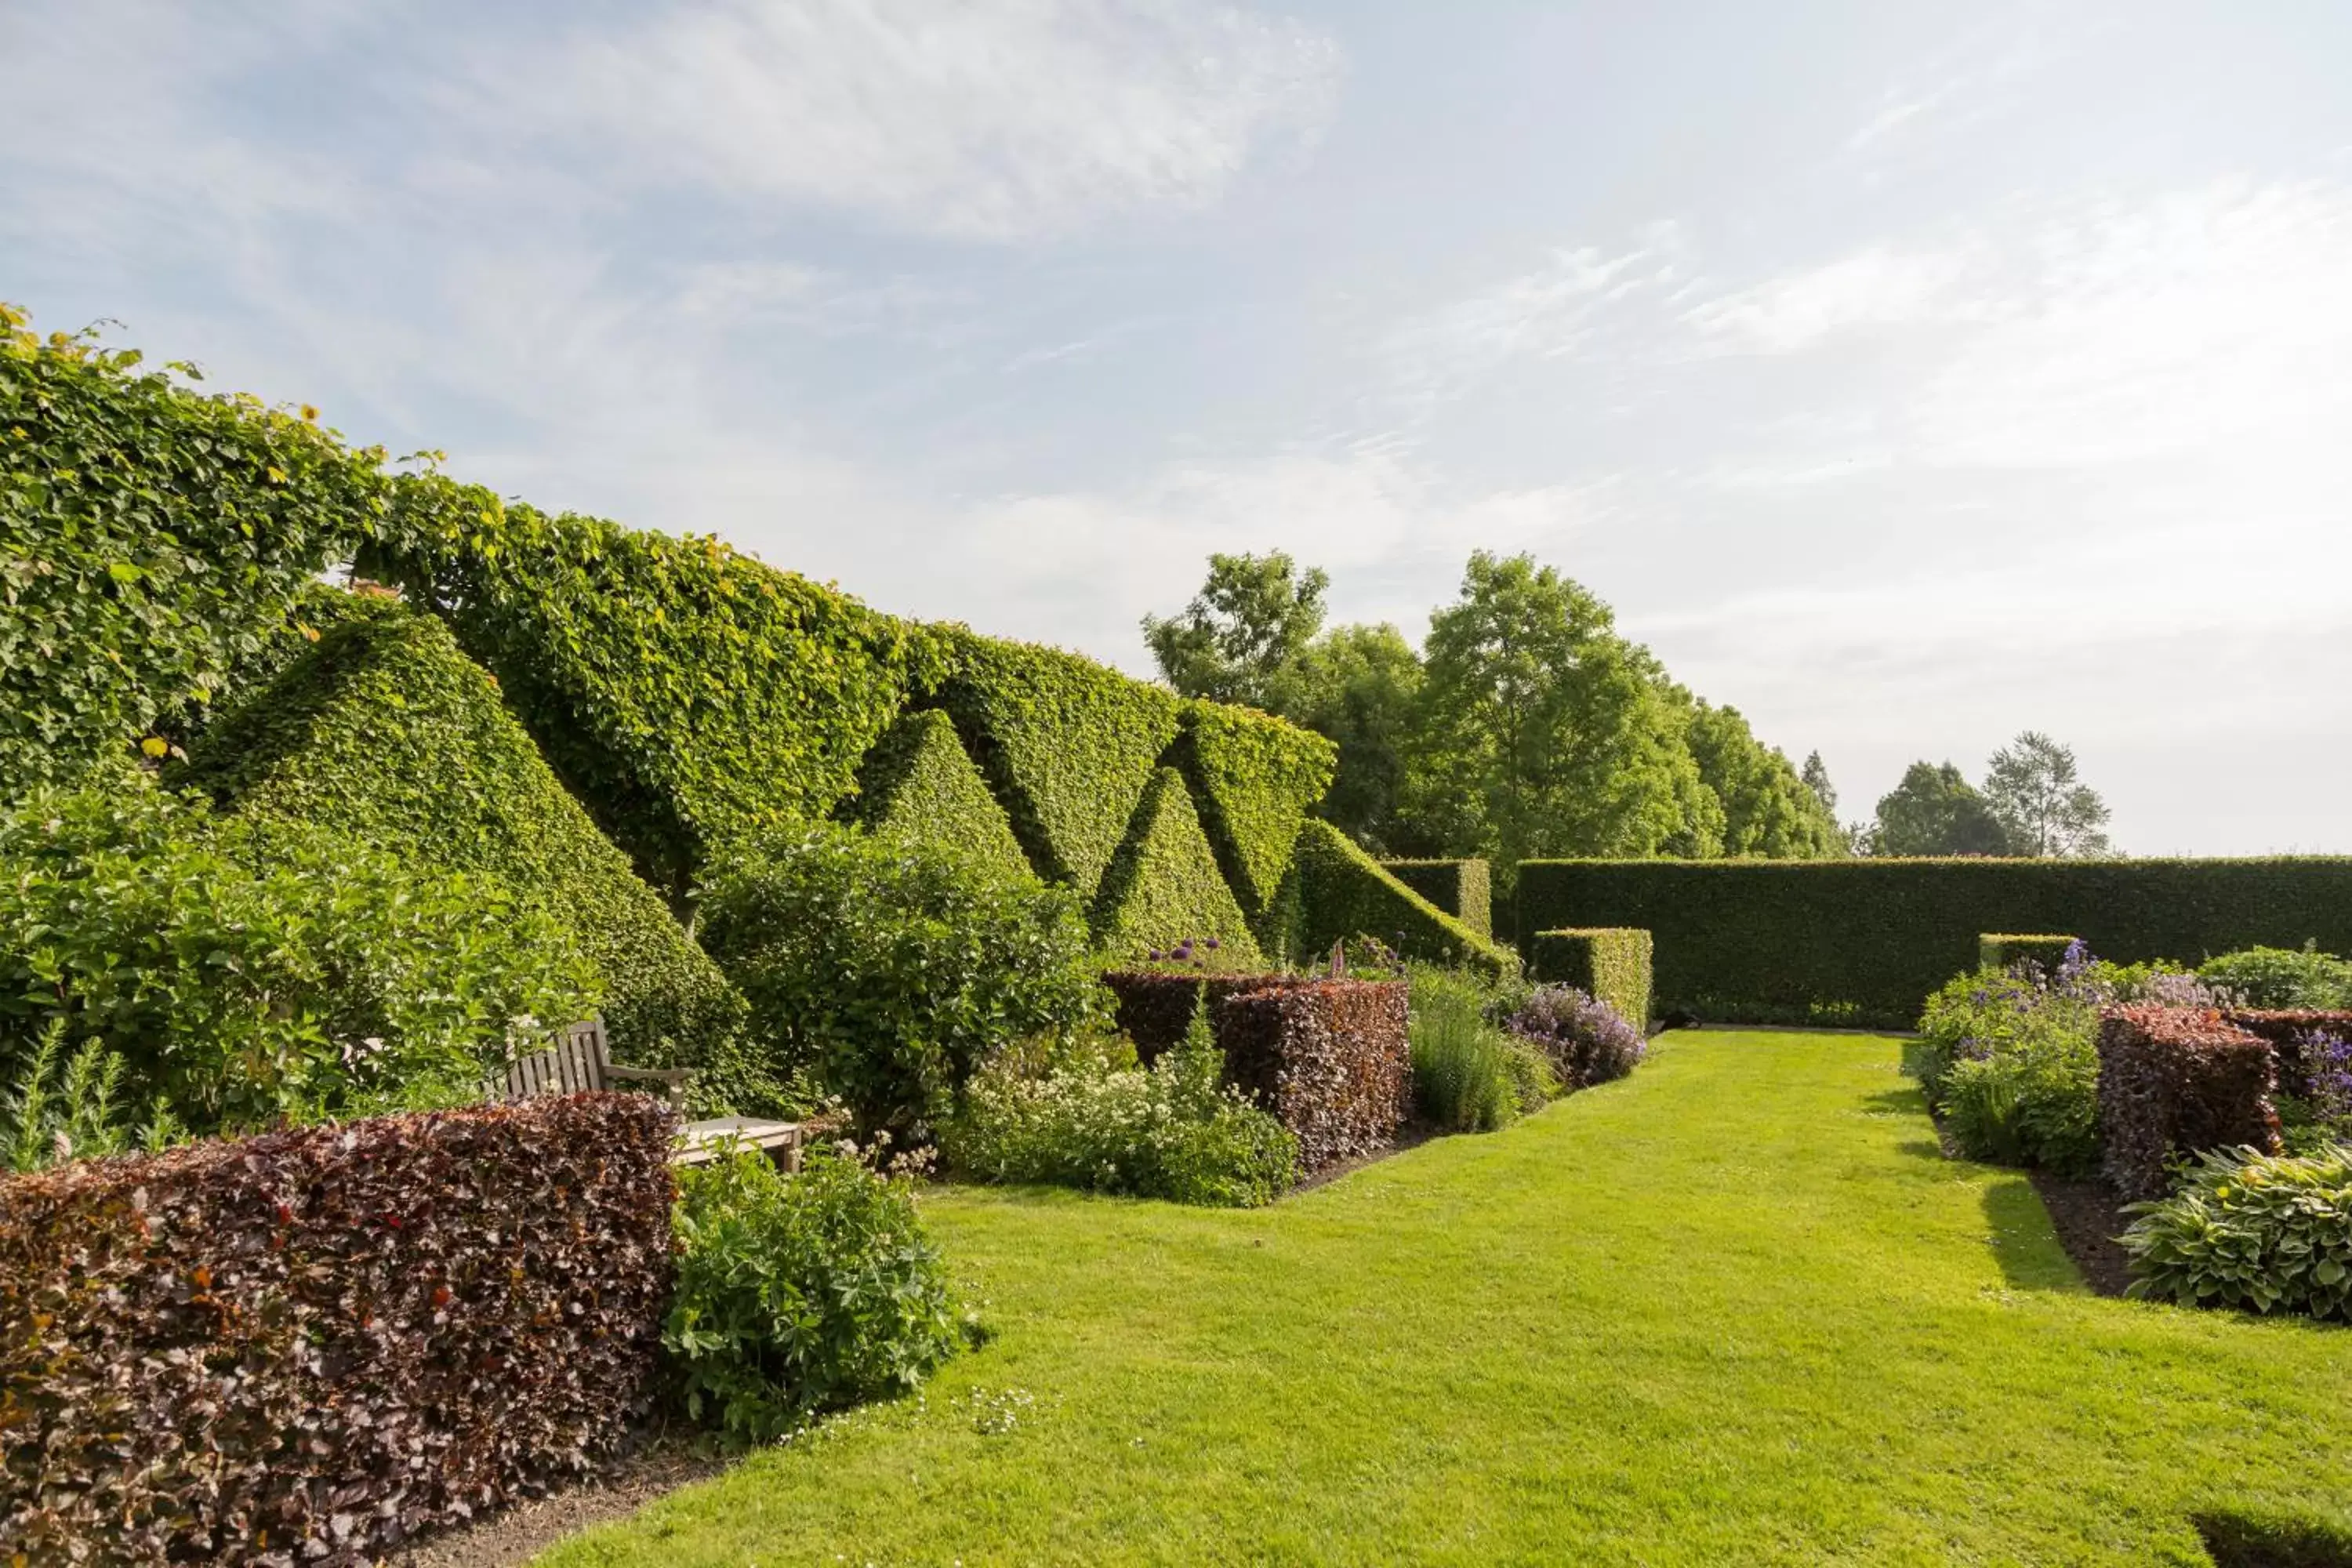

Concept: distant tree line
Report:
left=1143, top=551, right=2114, bottom=874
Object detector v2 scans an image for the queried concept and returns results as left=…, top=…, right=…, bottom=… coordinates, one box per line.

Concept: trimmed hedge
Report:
left=0, top=1094, right=676, bottom=1565
left=1090, top=768, right=1262, bottom=967
left=1169, top=699, right=1335, bottom=916
left=1098, top=971, right=1316, bottom=1067
left=177, top=607, right=753, bottom=1102
left=1980, top=933, right=2078, bottom=974
left=847, top=708, right=1032, bottom=887
left=1379, top=859, right=1493, bottom=941
left=1218, top=979, right=1410, bottom=1171
left=1518, top=858, right=2352, bottom=1029
left=1287, top=819, right=1516, bottom=980
left=372, top=487, right=945, bottom=893
left=2225, top=1011, right=2352, bottom=1102
left=0, top=308, right=393, bottom=795
left=2096, top=1005, right=2278, bottom=1200
left=927, top=630, right=1181, bottom=902
left=1528, top=927, right=1653, bottom=1032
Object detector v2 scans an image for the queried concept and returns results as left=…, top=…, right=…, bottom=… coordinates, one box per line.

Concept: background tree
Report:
left=1261, top=623, right=1427, bottom=853
left=1800, top=751, right=1836, bottom=815
left=1675, top=696, right=1846, bottom=858
left=1141, top=550, right=1328, bottom=709
left=1982, top=731, right=2114, bottom=858
left=1871, top=761, right=2015, bottom=856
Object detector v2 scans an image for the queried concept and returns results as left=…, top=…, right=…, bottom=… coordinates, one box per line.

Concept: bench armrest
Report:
left=604, top=1063, right=692, bottom=1108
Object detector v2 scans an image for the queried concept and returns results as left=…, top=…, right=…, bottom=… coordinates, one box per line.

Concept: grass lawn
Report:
left=539, top=1031, right=2352, bottom=1566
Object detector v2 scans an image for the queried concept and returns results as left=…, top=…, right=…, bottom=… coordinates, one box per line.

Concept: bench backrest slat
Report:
left=501, top=1019, right=611, bottom=1102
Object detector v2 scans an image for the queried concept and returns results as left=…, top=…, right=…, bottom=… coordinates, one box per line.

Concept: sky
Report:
left=5, top=0, right=2350, bottom=855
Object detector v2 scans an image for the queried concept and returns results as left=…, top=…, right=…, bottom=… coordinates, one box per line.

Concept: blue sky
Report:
left=7, top=1, right=2350, bottom=853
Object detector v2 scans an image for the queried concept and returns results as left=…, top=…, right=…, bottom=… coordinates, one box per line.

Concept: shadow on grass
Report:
left=1980, top=1177, right=2085, bottom=1293
left=2194, top=1506, right=2352, bottom=1568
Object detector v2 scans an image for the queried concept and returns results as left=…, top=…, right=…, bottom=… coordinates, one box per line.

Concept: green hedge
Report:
left=369, top=484, right=944, bottom=893
left=1979, top=933, right=2077, bottom=974
left=1287, top=820, right=1516, bottom=980
left=1091, top=768, right=1262, bottom=967
left=1379, top=859, right=1492, bottom=941
left=848, top=708, right=1032, bottom=887
left=1529, top=927, right=1653, bottom=1030
left=179, top=606, right=757, bottom=1103
left=1518, top=858, right=2352, bottom=1029
left=928, top=630, right=1180, bottom=902
left=1169, top=699, right=1334, bottom=916
left=0, top=308, right=394, bottom=795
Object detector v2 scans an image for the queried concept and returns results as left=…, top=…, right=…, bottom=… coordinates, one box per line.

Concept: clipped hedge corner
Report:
left=1218, top=979, right=1410, bottom=1172
left=1169, top=699, right=1335, bottom=917
left=1287, top=820, right=1516, bottom=980
left=1090, top=768, right=1262, bottom=967
left=1980, top=933, right=2078, bottom=974
left=847, top=707, right=1033, bottom=887
left=177, top=606, right=751, bottom=1097
left=1379, top=859, right=1493, bottom=942
left=0, top=1094, right=676, bottom=1566
left=2096, top=1005, right=2278, bottom=1200
left=1529, top=927, right=1653, bottom=1032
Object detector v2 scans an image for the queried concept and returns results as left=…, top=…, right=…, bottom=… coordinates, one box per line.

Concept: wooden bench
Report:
left=498, top=1018, right=828, bottom=1171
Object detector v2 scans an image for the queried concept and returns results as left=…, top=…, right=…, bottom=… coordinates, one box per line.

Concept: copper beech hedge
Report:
left=1100, top=972, right=1409, bottom=1172
left=0, top=1094, right=677, bottom=1567
left=2223, top=1010, right=2352, bottom=1102
left=2096, top=1006, right=2279, bottom=1201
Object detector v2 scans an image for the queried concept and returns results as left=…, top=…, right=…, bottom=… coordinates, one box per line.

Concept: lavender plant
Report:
left=1504, top=985, right=1645, bottom=1090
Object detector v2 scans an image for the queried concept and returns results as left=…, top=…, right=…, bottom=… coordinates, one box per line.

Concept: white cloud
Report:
left=491, top=0, right=1344, bottom=241
left=1682, top=244, right=1980, bottom=354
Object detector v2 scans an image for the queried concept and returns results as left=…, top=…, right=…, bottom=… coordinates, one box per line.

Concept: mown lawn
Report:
left=539, top=1032, right=2352, bottom=1566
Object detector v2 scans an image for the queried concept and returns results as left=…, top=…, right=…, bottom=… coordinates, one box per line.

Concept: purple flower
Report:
left=1203, top=937, right=1221, bottom=951
left=1146, top=949, right=1163, bottom=962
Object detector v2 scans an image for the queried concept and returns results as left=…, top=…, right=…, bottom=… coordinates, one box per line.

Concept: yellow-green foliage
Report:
left=1529, top=927, right=1653, bottom=1030
left=1286, top=819, right=1516, bottom=980
left=849, top=709, right=1031, bottom=887
left=1170, top=699, right=1335, bottom=917
left=1380, top=859, right=1492, bottom=941
left=178, top=605, right=758, bottom=1101
left=1980, top=934, right=2078, bottom=973
left=1091, top=768, right=1261, bottom=967
left=931, top=630, right=1181, bottom=902
left=368, top=481, right=946, bottom=893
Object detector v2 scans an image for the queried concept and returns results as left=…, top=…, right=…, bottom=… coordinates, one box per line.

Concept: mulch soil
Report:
left=381, top=1436, right=726, bottom=1568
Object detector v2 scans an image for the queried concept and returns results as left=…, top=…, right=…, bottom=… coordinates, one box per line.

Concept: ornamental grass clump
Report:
left=1408, top=965, right=1554, bottom=1133
left=943, top=1013, right=1298, bottom=1208
left=2120, top=1142, right=2352, bottom=1320
left=1504, top=985, right=1644, bottom=1091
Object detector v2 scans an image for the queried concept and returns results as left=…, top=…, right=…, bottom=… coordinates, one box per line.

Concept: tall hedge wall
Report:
left=178, top=605, right=756, bottom=1101
left=928, top=630, right=1181, bottom=902
left=1169, top=699, right=1335, bottom=917
left=1519, top=858, right=2352, bottom=1029
left=1378, top=859, right=1493, bottom=941
left=1090, top=768, right=1262, bottom=967
left=370, top=484, right=945, bottom=893
left=848, top=708, right=1033, bottom=886
left=1287, top=819, right=1516, bottom=980
left=0, top=308, right=393, bottom=796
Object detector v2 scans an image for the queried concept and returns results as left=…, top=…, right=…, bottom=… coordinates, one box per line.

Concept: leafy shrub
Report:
left=178, top=605, right=755, bottom=1105
left=0, top=1094, right=676, bottom=1564
left=2120, top=1142, right=2352, bottom=1319
left=1218, top=978, right=1411, bottom=1171
left=370, top=485, right=946, bottom=894
left=0, top=1022, right=175, bottom=1172
left=1940, top=1039, right=2101, bottom=1177
left=697, top=823, right=1106, bottom=1137
left=663, top=1142, right=964, bottom=1446
left=0, top=305, right=395, bottom=795
left=1089, top=768, right=1262, bottom=966
left=1504, top=985, right=1646, bottom=1090
left=945, top=1019, right=1299, bottom=1207
left=2265, top=1029, right=2352, bottom=1156
left=931, top=630, right=1181, bottom=901
left=1527, top=926, right=1652, bottom=1032
left=1407, top=965, right=1554, bottom=1133
left=2200, top=946, right=2352, bottom=1009
left=0, top=782, right=598, bottom=1134
left=1169, top=698, right=1335, bottom=916
left=1285, top=818, right=1517, bottom=980
left=2097, top=1004, right=2277, bottom=1201
left=848, top=707, right=1033, bottom=886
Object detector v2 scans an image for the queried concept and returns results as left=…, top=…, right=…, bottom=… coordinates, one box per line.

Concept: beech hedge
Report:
left=1168, top=699, right=1334, bottom=917
left=1286, top=820, right=1516, bottom=980
left=847, top=708, right=1033, bottom=887
left=1527, top=928, right=1653, bottom=1032
left=2096, top=1005, right=2278, bottom=1200
left=1089, top=768, right=1262, bottom=967
left=0, top=1094, right=676, bottom=1566
left=178, top=606, right=756, bottom=1105
left=1099, top=971, right=1316, bottom=1067
left=1518, top=858, right=2352, bottom=1029
left=369, top=484, right=944, bottom=893
left=927, top=630, right=1180, bottom=902
left=2224, top=1011, right=2352, bottom=1102
left=1379, top=858, right=1493, bottom=942
left=1218, top=979, right=1410, bottom=1172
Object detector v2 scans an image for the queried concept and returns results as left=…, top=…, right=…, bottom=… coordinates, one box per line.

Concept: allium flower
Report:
left=1204, top=937, right=1221, bottom=951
